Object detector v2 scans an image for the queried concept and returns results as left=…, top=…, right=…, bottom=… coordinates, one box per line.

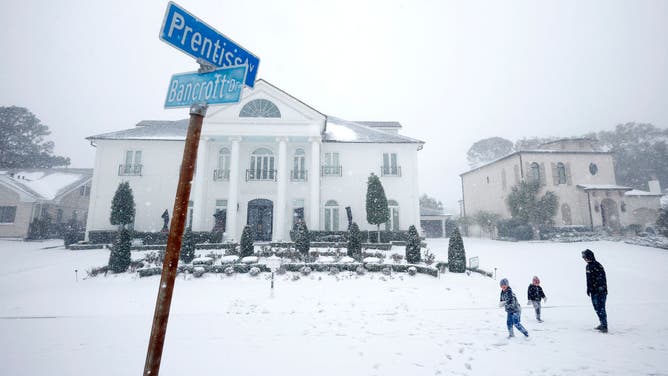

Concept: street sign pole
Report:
left=143, top=102, right=208, bottom=376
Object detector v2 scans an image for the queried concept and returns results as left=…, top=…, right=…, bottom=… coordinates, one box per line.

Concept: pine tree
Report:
left=448, top=227, right=466, bottom=273
left=108, top=228, right=132, bottom=273
left=405, top=225, right=421, bottom=264
left=347, top=222, right=362, bottom=260
left=365, top=173, right=389, bottom=243
left=110, top=182, right=136, bottom=229
left=657, top=208, right=668, bottom=237
left=239, top=225, right=254, bottom=258
left=294, top=221, right=311, bottom=261
left=180, top=227, right=196, bottom=263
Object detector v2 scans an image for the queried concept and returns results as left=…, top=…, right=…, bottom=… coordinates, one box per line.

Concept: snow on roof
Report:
left=576, top=184, right=633, bottom=191
left=625, top=189, right=663, bottom=196
left=355, top=121, right=402, bottom=129
left=420, top=207, right=451, bottom=216
left=323, top=116, right=423, bottom=144
left=87, top=119, right=189, bottom=141
left=0, top=169, right=92, bottom=201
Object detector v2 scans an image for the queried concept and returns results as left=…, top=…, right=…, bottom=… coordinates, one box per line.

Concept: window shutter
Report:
left=551, top=162, right=558, bottom=186
left=565, top=162, right=573, bottom=185
left=539, top=163, right=547, bottom=186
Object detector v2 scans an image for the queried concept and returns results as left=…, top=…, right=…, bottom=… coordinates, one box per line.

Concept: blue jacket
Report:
left=500, top=287, right=521, bottom=313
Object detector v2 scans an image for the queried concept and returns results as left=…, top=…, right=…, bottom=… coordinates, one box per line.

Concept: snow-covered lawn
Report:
left=1, top=238, right=667, bottom=375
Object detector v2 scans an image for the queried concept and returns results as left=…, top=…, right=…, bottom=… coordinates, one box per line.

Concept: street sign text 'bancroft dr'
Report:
left=164, top=65, right=246, bottom=108
left=159, top=1, right=259, bottom=88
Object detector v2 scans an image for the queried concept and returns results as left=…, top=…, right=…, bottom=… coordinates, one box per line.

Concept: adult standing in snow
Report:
left=582, top=249, right=608, bottom=333
left=499, top=278, right=529, bottom=338
left=527, top=276, right=547, bottom=322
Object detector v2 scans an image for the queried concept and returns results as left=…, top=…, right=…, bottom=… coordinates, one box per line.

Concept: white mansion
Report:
left=460, top=138, right=663, bottom=232
left=85, top=80, right=424, bottom=241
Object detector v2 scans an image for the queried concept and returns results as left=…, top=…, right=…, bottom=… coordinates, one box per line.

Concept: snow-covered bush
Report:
left=300, top=266, right=312, bottom=276
left=382, top=267, right=392, bottom=276
left=391, top=253, right=403, bottom=263
left=363, top=257, right=381, bottom=264
left=220, top=255, right=238, bottom=264
left=356, top=265, right=366, bottom=275
left=407, top=266, right=417, bottom=276
left=180, top=227, right=196, bottom=264
left=405, top=225, right=421, bottom=263
left=423, top=248, right=436, bottom=265
left=249, top=267, right=261, bottom=276
left=241, top=256, right=259, bottom=264
left=108, top=228, right=132, bottom=273
left=240, top=225, right=254, bottom=258
left=193, top=267, right=206, bottom=278
left=224, top=266, right=235, bottom=276
left=329, top=266, right=340, bottom=275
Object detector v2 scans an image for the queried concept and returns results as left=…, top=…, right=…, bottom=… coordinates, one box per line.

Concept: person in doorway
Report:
left=582, top=249, right=608, bottom=333
left=527, top=276, right=547, bottom=322
left=499, top=278, right=529, bottom=338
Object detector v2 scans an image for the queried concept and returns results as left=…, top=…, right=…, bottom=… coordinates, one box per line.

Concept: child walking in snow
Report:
left=499, top=278, right=529, bottom=338
left=527, top=276, right=547, bottom=322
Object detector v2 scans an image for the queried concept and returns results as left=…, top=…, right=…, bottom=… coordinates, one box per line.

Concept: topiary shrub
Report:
left=239, top=225, right=254, bottom=258
left=300, top=266, right=312, bottom=276
left=407, top=266, right=417, bottom=276
left=108, top=228, right=132, bottom=273
left=657, top=208, right=668, bottom=237
left=405, top=225, right=421, bottom=263
left=249, top=267, right=261, bottom=276
left=448, top=227, right=466, bottom=273
left=294, top=221, right=311, bottom=261
left=180, top=227, right=196, bottom=264
left=347, top=222, right=363, bottom=261
left=224, top=266, right=235, bottom=276
left=356, top=265, right=366, bottom=275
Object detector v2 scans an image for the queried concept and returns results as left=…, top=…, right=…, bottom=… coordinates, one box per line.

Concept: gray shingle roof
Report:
left=87, top=119, right=189, bottom=141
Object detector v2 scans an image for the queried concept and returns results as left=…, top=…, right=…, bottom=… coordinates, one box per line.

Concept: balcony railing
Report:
left=213, top=169, right=230, bottom=181
left=321, top=165, right=342, bottom=177
left=380, top=165, right=402, bottom=177
left=290, top=169, right=308, bottom=182
left=246, top=169, right=277, bottom=181
left=118, top=164, right=143, bottom=176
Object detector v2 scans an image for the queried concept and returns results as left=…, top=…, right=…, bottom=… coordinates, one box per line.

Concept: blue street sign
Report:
left=164, top=65, right=247, bottom=108
left=159, top=1, right=260, bottom=88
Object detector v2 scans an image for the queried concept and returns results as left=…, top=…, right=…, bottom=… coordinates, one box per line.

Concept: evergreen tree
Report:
left=347, top=222, right=363, bottom=261
left=405, top=225, right=421, bottom=264
left=506, top=180, right=558, bottom=238
left=0, top=106, right=70, bottom=168
left=26, top=214, right=52, bottom=240
left=448, top=227, right=466, bottom=273
left=657, top=208, right=668, bottom=237
left=294, top=221, right=311, bottom=261
left=365, top=173, right=389, bottom=243
left=108, top=228, right=132, bottom=273
left=180, top=227, right=196, bottom=264
left=239, top=225, right=254, bottom=258
left=110, top=181, right=136, bottom=229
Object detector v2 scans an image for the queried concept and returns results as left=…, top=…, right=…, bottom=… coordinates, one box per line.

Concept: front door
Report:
left=247, top=199, right=273, bottom=241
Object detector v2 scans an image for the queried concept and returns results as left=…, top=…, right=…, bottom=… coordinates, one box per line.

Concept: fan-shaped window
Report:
left=324, top=200, right=339, bottom=231
left=239, top=99, right=281, bottom=118
left=385, top=200, right=400, bottom=231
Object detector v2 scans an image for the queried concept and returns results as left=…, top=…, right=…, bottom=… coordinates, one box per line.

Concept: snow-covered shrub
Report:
left=339, top=256, right=355, bottom=264
left=356, top=265, right=366, bottom=275
left=423, top=248, right=436, bottom=265
left=448, top=227, right=466, bottom=273
left=391, top=253, right=403, bottom=263
left=108, top=228, right=132, bottom=273
left=405, top=225, right=421, bottom=264
left=240, top=225, right=254, bottom=258
left=657, top=208, right=668, bottom=237
left=143, top=251, right=162, bottom=265
left=347, top=222, right=363, bottom=260
left=179, top=228, right=196, bottom=264
left=363, top=257, right=381, bottom=264
left=407, top=266, right=417, bottom=276
left=220, top=255, right=238, bottom=264
left=382, top=267, right=392, bottom=276
left=241, top=256, right=259, bottom=264
left=291, top=274, right=301, bottom=281
left=224, top=266, right=235, bottom=276
left=193, top=267, right=206, bottom=278
left=300, top=266, right=312, bottom=276
left=329, top=266, right=340, bottom=275
left=249, top=267, right=261, bottom=276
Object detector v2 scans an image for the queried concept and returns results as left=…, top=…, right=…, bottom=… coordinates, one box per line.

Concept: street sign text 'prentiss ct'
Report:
left=164, top=65, right=247, bottom=108
left=160, top=1, right=259, bottom=88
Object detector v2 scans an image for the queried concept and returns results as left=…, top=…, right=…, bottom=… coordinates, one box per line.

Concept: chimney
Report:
left=648, top=180, right=661, bottom=194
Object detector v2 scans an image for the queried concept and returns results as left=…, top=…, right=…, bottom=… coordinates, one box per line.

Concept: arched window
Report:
left=239, top=99, right=281, bottom=118
left=561, top=203, right=572, bottom=225
left=557, top=162, right=567, bottom=184
left=530, top=162, right=540, bottom=182
left=292, top=148, right=306, bottom=181
left=215, top=147, right=230, bottom=181
left=385, top=199, right=400, bottom=231
left=324, top=200, right=339, bottom=231
left=248, top=148, right=275, bottom=181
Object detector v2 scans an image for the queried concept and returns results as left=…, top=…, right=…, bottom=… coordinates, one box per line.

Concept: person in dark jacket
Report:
left=499, top=278, right=529, bottom=338
left=527, top=276, right=547, bottom=322
left=582, top=249, right=608, bottom=333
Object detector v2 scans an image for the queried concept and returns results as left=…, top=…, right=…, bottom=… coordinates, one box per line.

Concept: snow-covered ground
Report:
left=1, top=238, right=667, bottom=375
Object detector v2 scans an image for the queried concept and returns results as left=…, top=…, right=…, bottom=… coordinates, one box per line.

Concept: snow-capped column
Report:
left=274, top=137, right=288, bottom=241
left=191, top=137, right=209, bottom=231
left=309, top=137, right=321, bottom=230
left=225, top=137, right=241, bottom=241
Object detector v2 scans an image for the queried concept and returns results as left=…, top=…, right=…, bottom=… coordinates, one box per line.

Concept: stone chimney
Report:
left=648, top=179, right=661, bottom=194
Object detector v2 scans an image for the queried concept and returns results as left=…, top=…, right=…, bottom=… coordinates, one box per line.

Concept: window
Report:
left=239, top=99, right=281, bottom=118
left=589, top=163, right=598, bottom=175
left=213, top=199, right=227, bottom=232
left=292, top=199, right=305, bottom=226
left=381, top=153, right=400, bottom=176
left=214, top=148, right=231, bottom=181
left=530, top=162, right=540, bottom=182
left=291, top=148, right=307, bottom=181
left=79, top=184, right=90, bottom=197
left=322, top=152, right=341, bottom=176
left=120, top=150, right=142, bottom=176
left=324, top=200, right=339, bottom=231
left=248, top=148, right=275, bottom=181
left=0, top=206, right=17, bottom=223
left=557, top=162, right=567, bottom=184
left=385, top=200, right=400, bottom=231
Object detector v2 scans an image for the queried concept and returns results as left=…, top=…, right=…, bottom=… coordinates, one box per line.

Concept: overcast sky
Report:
left=1, top=0, right=667, bottom=213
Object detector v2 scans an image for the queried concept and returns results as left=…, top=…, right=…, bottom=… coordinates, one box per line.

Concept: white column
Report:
left=225, top=137, right=241, bottom=241
left=192, top=137, right=209, bottom=231
left=309, top=137, right=321, bottom=230
left=274, top=137, right=288, bottom=241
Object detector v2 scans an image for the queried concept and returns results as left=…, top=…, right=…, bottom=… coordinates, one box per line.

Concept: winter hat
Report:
left=499, top=278, right=509, bottom=287
left=532, top=276, right=540, bottom=284
left=582, top=249, right=596, bottom=261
